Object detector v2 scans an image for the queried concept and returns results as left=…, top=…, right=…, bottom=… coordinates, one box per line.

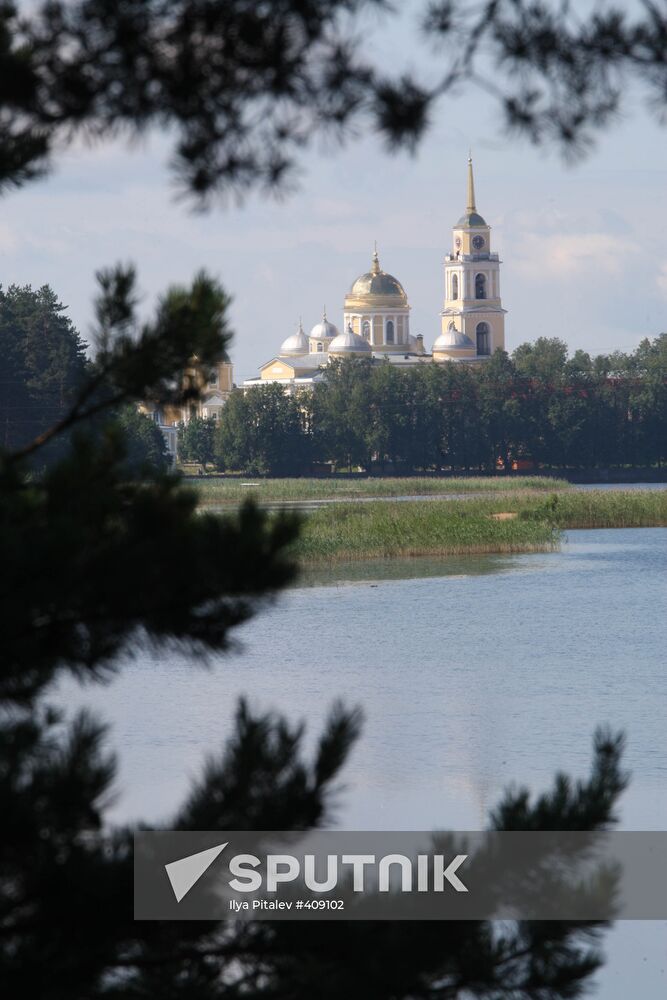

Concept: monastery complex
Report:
left=243, top=157, right=507, bottom=392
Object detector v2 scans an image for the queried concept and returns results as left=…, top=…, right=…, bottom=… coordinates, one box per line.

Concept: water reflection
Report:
left=296, top=553, right=518, bottom=587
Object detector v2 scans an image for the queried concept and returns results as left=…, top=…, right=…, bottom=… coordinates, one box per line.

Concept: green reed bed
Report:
left=535, top=489, right=667, bottom=529
left=193, top=475, right=570, bottom=505
left=291, top=490, right=667, bottom=564
left=294, top=499, right=561, bottom=563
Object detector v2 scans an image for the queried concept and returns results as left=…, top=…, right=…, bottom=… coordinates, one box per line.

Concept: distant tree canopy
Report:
left=215, top=383, right=311, bottom=475
left=116, top=405, right=169, bottom=473
left=216, top=335, right=667, bottom=474
left=178, top=414, right=217, bottom=466
left=1, top=1, right=667, bottom=201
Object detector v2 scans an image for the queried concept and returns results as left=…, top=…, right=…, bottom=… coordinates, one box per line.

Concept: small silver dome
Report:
left=329, top=323, right=372, bottom=355
left=433, top=322, right=474, bottom=352
left=280, top=320, right=309, bottom=356
left=310, top=311, right=339, bottom=341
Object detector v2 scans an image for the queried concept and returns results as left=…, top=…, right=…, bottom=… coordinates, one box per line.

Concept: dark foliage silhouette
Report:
left=0, top=2, right=666, bottom=201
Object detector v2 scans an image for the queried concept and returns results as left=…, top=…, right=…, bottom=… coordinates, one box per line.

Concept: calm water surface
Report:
left=58, top=528, right=667, bottom=998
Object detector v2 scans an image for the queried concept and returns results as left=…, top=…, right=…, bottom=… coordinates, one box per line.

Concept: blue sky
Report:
left=1, top=4, right=666, bottom=380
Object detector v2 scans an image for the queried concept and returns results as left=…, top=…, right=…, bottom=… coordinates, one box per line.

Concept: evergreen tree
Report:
left=0, top=283, right=88, bottom=456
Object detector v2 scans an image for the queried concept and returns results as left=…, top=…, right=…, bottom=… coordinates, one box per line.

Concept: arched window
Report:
left=386, top=320, right=395, bottom=344
left=475, top=273, right=486, bottom=299
left=317, top=342, right=323, bottom=353
left=362, top=320, right=371, bottom=341
left=476, top=322, right=490, bottom=356
left=452, top=274, right=459, bottom=300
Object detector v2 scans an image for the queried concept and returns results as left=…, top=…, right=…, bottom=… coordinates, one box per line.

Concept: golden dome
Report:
left=346, top=247, right=408, bottom=305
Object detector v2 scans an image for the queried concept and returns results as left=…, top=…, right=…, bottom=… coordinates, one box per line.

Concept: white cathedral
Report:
left=243, top=158, right=507, bottom=392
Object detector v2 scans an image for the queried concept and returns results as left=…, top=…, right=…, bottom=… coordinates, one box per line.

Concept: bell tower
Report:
left=439, top=157, right=506, bottom=359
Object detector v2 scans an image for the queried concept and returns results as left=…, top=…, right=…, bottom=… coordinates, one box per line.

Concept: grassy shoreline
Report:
left=193, top=475, right=570, bottom=505
left=290, top=491, right=667, bottom=564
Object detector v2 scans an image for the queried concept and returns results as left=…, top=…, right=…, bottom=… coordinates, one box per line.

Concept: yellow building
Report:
left=140, top=356, right=234, bottom=460
left=243, top=157, right=506, bottom=391
left=183, top=357, right=234, bottom=422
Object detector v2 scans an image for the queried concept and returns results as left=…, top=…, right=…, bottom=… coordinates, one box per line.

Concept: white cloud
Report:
left=0, top=223, right=18, bottom=252
left=656, top=262, right=667, bottom=299
left=512, top=232, right=638, bottom=279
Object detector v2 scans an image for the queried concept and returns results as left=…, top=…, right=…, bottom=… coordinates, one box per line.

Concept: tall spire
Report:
left=466, top=154, right=476, bottom=213
left=371, top=242, right=380, bottom=275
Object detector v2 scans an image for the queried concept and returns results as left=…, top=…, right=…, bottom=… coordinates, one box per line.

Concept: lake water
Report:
left=59, top=527, right=667, bottom=998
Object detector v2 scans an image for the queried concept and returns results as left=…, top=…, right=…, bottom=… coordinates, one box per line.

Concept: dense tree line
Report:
left=215, top=336, right=667, bottom=474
